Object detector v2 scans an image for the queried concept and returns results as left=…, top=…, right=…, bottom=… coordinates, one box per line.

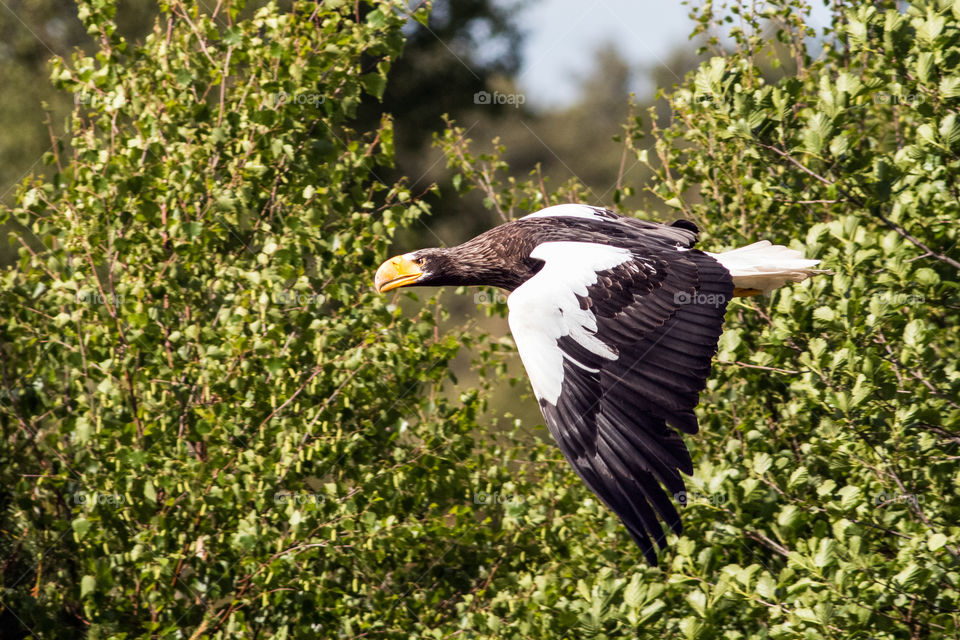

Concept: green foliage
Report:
left=0, top=0, right=156, bottom=212
left=0, top=0, right=504, bottom=635
left=628, top=1, right=960, bottom=634
left=434, top=1, right=960, bottom=637
left=2, top=0, right=959, bottom=638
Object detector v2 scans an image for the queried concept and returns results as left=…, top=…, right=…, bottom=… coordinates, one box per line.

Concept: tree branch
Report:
left=755, top=142, right=960, bottom=271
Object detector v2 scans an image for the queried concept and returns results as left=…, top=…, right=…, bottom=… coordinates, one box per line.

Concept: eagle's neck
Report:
left=431, top=223, right=545, bottom=291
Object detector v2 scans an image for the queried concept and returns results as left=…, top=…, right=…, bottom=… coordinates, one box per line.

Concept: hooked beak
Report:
left=375, top=254, right=423, bottom=292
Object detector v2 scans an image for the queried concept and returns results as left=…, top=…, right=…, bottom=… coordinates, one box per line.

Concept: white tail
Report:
left=707, top=241, right=825, bottom=295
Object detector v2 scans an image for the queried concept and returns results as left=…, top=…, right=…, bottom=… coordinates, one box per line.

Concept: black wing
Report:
left=507, top=237, right=733, bottom=564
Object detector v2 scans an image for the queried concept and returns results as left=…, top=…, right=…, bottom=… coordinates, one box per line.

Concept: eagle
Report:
left=374, top=204, right=823, bottom=564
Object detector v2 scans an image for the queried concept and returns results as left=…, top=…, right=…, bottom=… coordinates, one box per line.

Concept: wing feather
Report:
left=508, top=235, right=733, bottom=564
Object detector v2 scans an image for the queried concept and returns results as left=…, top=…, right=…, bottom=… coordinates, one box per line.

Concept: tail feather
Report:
left=706, top=241, right=826, bottom=295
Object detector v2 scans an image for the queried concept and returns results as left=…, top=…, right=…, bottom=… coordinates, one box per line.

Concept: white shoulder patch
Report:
left=507, top=241, right=629, bottom=405
left=520, top=204, right=615, bottom=222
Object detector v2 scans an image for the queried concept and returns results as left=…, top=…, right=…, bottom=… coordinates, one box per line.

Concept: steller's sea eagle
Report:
left=374, top=204, right=824, bottom=564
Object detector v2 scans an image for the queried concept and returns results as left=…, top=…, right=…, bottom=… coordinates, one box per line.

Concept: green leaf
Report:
left=837, top=485, right=862, bottom=510
left=940, top=75, right=960, bottom=97
left=904, top=319, right=925, bottom=346
left=917, top=123, right=937, bottom=146
left=81, top=575, right=96, bottom=598
left=813, top=538, right=835, bottom=568
left=687, top=588, right=707, bottom=617
left=894, top=563, right=922, bottom=587
left=917, top=52, right=935, bottom=83
left=361, top=72, right=388, bottom=100
left=929, top=532, right=948, bottom=551
left=756, top=573, right=777, bottom=600
left=72, top=517, right=91, bottom=541
left=144, top=479, right=157, bottom=504
left=788, top=467, right=808, bottom=489
left=223, top=26, right=243, bottom=46
left=752, top=453, right=772, bottom=475
left=813, top=306, right=836, bottom=322
left=624, top=573, right=643, bottom=608
left=366, top=9, right=387, bottom=28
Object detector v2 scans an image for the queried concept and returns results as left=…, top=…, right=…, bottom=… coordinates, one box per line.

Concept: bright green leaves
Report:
left=802, top=112, right=833, bottom=156
left=0, top=0, right=486, bottom=637
left=939, top=74, right=960, bottom=97
left=80, top=575, right=96, bottom=598
left=928, top=532, right=949, bottom=551
left=634, top=2, right=960, bottom=638
left=751, top=452, right=773, bottom=476
left=72, top=517, right=92, bottom=542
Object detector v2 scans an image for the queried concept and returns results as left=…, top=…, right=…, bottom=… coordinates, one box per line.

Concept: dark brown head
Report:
left=374, top=248, right=462, bottom=292
left=374, top=224, right=547, bottom=293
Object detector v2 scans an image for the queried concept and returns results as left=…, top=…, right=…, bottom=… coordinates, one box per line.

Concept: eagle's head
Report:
left=375, top=227, right=547, bottom=293
left=373, top=249, right=456, bottom=292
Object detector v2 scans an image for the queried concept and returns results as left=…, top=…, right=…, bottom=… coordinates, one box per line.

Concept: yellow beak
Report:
left=375, top=254, right=423, bottom=292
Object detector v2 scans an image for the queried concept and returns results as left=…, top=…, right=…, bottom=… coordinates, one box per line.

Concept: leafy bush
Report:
left=1, top=0, right=958, bottom=638
left=0, top=0, right=495, bottom=635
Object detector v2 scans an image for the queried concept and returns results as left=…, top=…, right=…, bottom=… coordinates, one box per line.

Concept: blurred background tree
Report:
left=0, top=0, right=154, bottom=197
left=0, top=0, right=712, bottom=261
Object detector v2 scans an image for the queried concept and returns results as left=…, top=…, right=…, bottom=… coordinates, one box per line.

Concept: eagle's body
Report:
left=375, top=204, right=823, bottom=564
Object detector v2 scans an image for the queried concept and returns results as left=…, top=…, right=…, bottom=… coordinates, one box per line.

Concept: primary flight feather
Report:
left=374, top=204, right=823, bottom=564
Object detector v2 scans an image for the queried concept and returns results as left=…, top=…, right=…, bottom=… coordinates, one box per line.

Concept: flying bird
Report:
left=374, top=204, right=823, bottom=564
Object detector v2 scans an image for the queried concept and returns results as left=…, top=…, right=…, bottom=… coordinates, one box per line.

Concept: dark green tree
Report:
left=0, top=0, right=506, bottom=635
